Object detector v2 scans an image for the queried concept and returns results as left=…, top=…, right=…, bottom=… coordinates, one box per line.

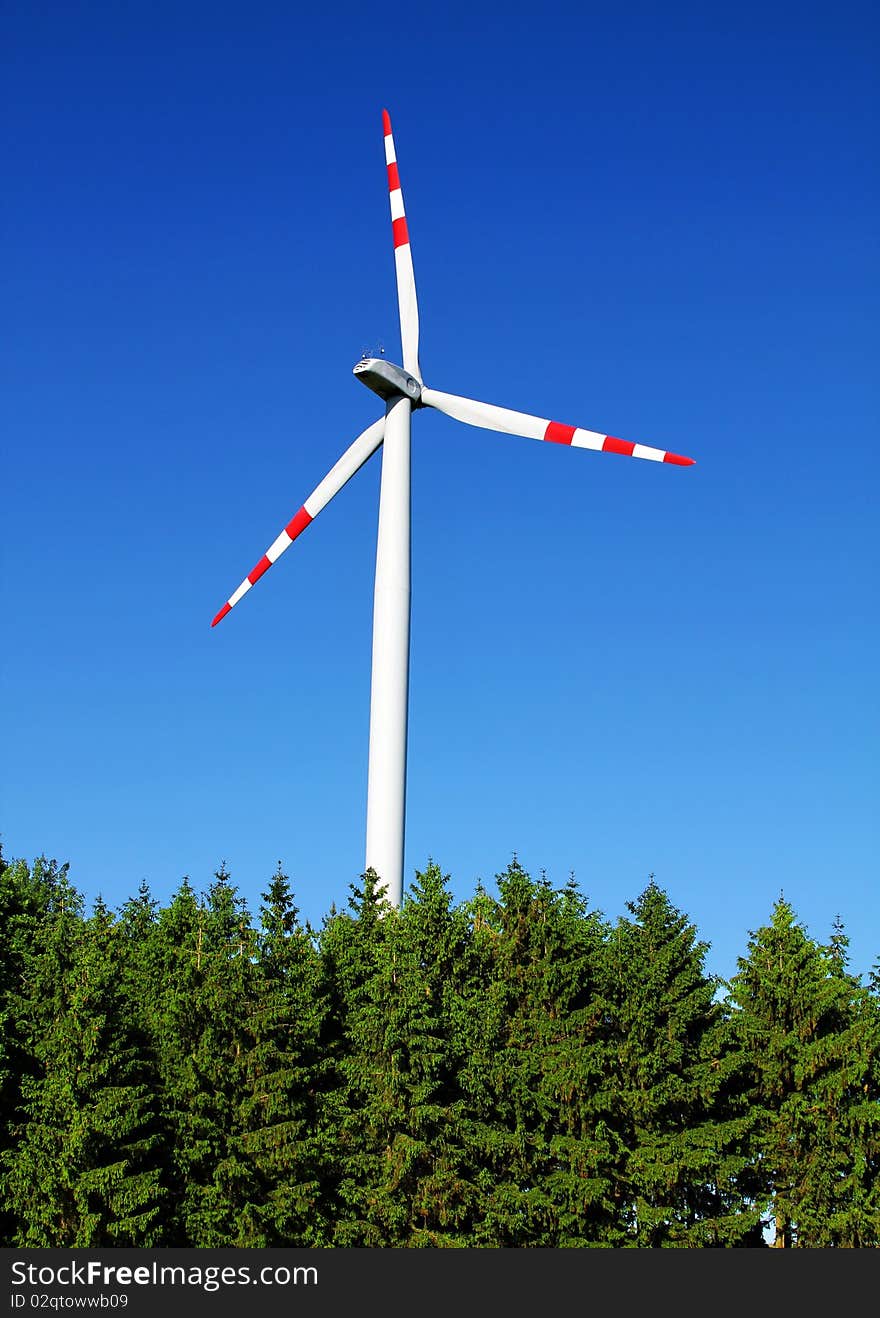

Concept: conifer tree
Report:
left=317, top=868, right=399, bottom=1244
left=116, top=880, right=160, bottom=1006
left=535, top=876, right=622, bottom=1246
left=453, top=860, right=557, bottom=1244
left=394, top=861, right=485, bottom=1244
left=457, top=860, right=617, bottom=1246
left=148, top=869, right=259, bottom=1246
left=3, top=878, right=164, bottom=1245
left=728, top=900, right=880, bottom=1246
left=800, top=923, right=880, bottom=1247
left=604, top=880, right=759, bottom=1246
left=146, top=875, right=208, bottom=1241
left=0, top=853, right=63, bottom=1244
left=327, top=862, right=483, bottom=1245
left=115, top=877, right=163, bottom=1119
left=235, top=864, right=329, bottom=1245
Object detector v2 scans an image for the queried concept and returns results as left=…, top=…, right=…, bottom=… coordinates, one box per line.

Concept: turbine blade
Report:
left=420, top=388, right=695, bottom=466
left=382, top=109, right=421, bottom=381
left=211, top=417, right=385, bottom=627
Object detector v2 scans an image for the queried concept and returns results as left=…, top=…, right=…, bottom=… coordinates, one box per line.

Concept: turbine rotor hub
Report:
left=353, top=357, right=422, bottom=405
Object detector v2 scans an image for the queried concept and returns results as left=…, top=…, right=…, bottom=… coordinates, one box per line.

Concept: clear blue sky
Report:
left=3, top=0, right=877, bottom=982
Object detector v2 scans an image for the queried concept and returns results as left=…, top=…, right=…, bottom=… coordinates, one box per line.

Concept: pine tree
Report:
left=394, top=861, right=486, bottom=1244
left=317, top=868, right=399, bottom=1244
left=535, top=875, right=622, bottom=1246
left=326, top=862, right=483, bottom=1245
left=235, top=864, right=329, bottom=1244
left=728, top=900, right=880, bottom=1246
left=3, top=878, right=164, bottom=1245
left=0, top=853, right=64, bottom=1244
left=115, top=877, right=163, bottom=1106
left=604, top=880, right=759, bottom=1246
left=455, top=860, right=618, bottom=1245
left=148, top=869, right=259, bottom=1245
left=791, top=919, right=880, bottom=1245
left=116, top=880, right=160, bottom=1003
left=146, top=876, right=208, bottom=1241
left=455, top=860, right=556, bottom=1244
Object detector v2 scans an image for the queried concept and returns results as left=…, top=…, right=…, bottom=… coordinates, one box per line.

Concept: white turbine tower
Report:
left=211, top=109, right=695, bottom=907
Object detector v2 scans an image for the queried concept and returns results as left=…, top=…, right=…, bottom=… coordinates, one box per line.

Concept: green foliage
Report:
left=729, top=900, right=880, bottom=1246
left=604, top=880, right=760, bottom=1246
left=0, top=848, right=61, bottom=1242
left=2, top=868, right=164, bottom=1245
left=0, top=848, right=876, bottom=1247
left=146, top=869, right=261, bottom=1245
left=236, top=864, right=328, bottom=1245
left=323, top=863, right=483, bottom=1246
left=456, top=860, right=618, bottom=1245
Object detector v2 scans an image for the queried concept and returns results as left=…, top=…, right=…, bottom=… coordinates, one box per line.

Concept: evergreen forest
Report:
left=1, top=846, right=878, bottom=1248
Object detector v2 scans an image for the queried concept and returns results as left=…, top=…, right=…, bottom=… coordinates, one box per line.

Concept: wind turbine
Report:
left=211, top=109, right=695, bottom=908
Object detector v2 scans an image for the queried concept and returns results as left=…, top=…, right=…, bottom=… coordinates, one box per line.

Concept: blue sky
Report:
left=3, top=0, right=877, bottom=982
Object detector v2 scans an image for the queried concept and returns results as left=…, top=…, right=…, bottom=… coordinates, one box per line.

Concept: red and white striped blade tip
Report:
left=210, top=505, right=314, bottom=628
left=209, top=416, right=386, bottom=630
left=544, top=424, right=695, bottom=465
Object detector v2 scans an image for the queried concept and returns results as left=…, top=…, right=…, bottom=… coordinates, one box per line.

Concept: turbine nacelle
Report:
left=354, top=356, right=422, bottom=405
